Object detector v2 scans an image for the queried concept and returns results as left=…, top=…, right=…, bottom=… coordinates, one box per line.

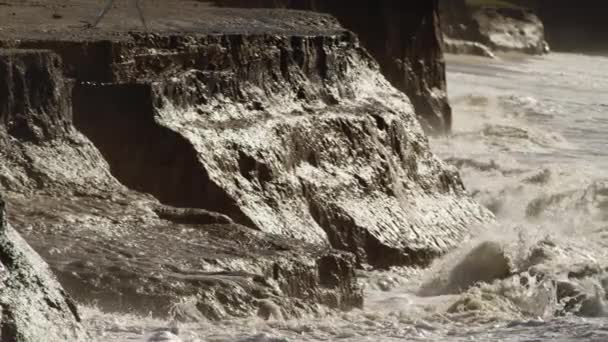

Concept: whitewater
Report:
left=85, top=52, right=608, bottom=341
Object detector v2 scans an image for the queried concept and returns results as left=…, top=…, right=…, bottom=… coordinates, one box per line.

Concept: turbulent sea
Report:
left=86, top=53, right=608, bottom=341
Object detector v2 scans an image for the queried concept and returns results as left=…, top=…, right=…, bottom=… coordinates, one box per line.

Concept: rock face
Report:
left=473, top=7, right=549, bottom=55
left=0, top=22, right=363, bottom=318
left=440, top=1, right=549, bottom=55
left=512, top=0, right=608, bottom=52
left=0, top=195, right=88, bottom=341
left=0, top=0, right=490, bottom=320
left=212, top=0, right=452, bottom=134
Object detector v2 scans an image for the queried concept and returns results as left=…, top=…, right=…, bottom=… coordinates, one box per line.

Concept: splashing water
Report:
left=85, top=52, right=608, bottom=341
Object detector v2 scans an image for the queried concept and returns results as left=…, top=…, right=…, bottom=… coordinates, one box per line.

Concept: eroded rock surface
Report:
left=10, top=194, right=361, bottom=320
left=511, top=0, right=608, bottom=52
left=0, top=42, right=362, bottom=319
left=0, top=0, right=490, bottom=321
left=211, top=0, right=453, bottom=134
left=440, top=1, right=549, bottom=55
left=0, top=196, right=88, bottom=341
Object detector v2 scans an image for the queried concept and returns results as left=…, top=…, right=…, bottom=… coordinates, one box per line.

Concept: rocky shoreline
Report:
left=0, top=1, right=492, bottom=339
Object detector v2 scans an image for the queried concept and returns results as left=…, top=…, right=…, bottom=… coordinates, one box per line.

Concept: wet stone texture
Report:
left=0, top=196, right=89, bottom=341
left=0, top=1, right=490, bottom=321
left=212, top=0, right=453, bottom=134
left=440, top=0, right=549, bottom=55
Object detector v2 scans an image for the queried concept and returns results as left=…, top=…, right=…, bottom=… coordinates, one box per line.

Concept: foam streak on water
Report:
left=86, top=53, right=608, bottom=341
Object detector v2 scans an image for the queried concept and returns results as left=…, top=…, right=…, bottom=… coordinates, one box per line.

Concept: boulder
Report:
left=0, top=197, right=88, bottom=341
left=473, top=7, right=549, bottom=55
left=440, top=1, right=549, bottom=55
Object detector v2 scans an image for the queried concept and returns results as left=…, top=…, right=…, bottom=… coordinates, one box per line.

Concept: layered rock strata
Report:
left=211, top=0, right=452, bottom=134
left=440, top=1, right=549, bottom=55
left=512, top=0, right=608, bottom=52
left=0, top=1, right=491, bottom=319
left=0, top=33, right=362, bottom=319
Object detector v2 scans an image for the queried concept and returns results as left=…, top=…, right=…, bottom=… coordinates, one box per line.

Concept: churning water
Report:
left=85, top=52, right=608, bottom=341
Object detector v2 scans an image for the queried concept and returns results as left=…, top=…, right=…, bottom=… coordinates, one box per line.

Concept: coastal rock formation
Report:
left=0, top=26, right=363, bottom=318
left=0, top=196, right=88, bottom=341
left=0, top=0, right=490, bottom=319
left=512, top=0, right=608, bottom=52
left=440, top=1, right=549, bottom=55
left=473, top=7, right=549, bottom=55
left=211, top=0, right=452, bottom=134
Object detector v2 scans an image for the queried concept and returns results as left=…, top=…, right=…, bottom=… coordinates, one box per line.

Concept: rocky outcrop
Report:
left=0, top=29, right=363, bottom=319
left=473, top=7, right=549, bottom=55
left=511, top=0, right=608, bottom=52
left=440, top=1, right=549, bottom=55
left=211, top=0, right=452, bottom=134
left=0, top=1, right=490, bottom=320
left=0, top=195, right=88, bottom=341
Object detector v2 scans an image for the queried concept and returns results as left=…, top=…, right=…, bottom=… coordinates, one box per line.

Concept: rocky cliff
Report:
left=0, top=0, right=490, bottom=322
left=440, top=0, right=549, bottom=55
left=212, top=0, right=452, bottom=134
left=0, top=17, right=364, bottom=319
left=511, top=0, right=608, bottom=52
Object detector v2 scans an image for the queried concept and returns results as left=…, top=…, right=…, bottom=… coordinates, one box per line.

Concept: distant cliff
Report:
left=514, top=0, right=608, bottom=52
left=0, top=0, right=491, bottom=322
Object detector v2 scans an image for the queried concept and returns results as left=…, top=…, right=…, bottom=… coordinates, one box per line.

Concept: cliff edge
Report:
left=0, top=0, right=491, bottom=321
left=212, top=0, right=452, bottom=134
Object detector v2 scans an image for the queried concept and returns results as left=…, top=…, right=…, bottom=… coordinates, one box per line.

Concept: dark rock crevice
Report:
left=510, top=0, right=608, bottom=52
left=72, top=83, right=256, bottom=227
left=439, top=0, right=549, bottom=55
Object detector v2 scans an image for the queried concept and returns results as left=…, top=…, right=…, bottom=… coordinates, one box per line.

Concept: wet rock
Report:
left=0, top=49, right=72, bottom=143
left=0, top=2, right=489, bottom=320
left=38, top=27, right=489, bottom=268
left=440, top=1, right=549, bottom=55
left=0, top=42, right=362, bottom=319
left=517, top=0, right=608, bottom=52
left=474, top=7, right=549, bottom=55
left=214, top=0, right=453, bottom=134
left=555, top=280, right=587, bottom=315
left=18, top=201, right=363, bottom=319
left=0, top=196, right=88, bottom=341
left=554, top=276, right=608, bottom=318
